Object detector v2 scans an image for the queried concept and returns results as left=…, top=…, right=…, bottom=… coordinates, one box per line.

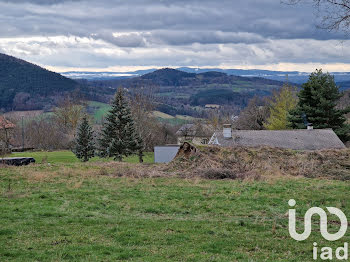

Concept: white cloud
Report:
left=1, top=35, right=350, bottom=72
left=0, top=0, right=348, bottom=72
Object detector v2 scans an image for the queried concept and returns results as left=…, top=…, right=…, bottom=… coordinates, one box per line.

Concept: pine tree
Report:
left=264, top=83, right=298, bottom=130
left=288, top=69, right=350, bottom=141
left=72, top=116, right=95, bottom=162
left=123, top=121, right=144, bottom=162
left=98, top=88, right=144, bottom=161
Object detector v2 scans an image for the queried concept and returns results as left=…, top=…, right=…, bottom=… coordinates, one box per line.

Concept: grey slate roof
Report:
left=211, top=129, right=346, bottom=150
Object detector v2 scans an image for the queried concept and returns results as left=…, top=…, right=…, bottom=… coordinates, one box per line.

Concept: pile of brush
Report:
left=165, top=142, right=350, bottom=181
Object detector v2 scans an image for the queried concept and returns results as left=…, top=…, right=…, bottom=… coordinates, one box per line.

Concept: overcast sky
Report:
left=0, top=0, right=349, bottom=72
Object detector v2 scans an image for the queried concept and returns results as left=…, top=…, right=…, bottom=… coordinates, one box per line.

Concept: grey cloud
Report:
left=93, top=32, right=146, bottom=48
left=4, top=38, right=350, bottom=69
left=0, top=0, right=344, bottom=41
left=93, top=30, right=266, bottom=48
left=147, top=31, right=266, bottom=45
left=0, top=0, right=81, bottom=4
left=0, top=0, right=348, bottom=70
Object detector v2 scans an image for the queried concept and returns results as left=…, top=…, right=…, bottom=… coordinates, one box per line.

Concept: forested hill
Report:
left=93, top=68, right=285, bottom=88
left=87, top=68, right=286, bottom=114
left=0, top=52, right=285, bottom=115
left=0, top=53, right=81, bottom=111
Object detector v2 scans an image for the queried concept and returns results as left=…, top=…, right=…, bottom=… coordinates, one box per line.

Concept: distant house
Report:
left=209, top=124, right=346, bottom=150
left=176, top=123, right=214, bottom=145
left=205, top=104, right=220, bottom=109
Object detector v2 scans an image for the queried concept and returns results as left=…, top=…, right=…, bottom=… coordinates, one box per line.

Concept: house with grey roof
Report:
left=176, top=123, right=214, bottom=145
left=208, top=124, right=346, bottom=150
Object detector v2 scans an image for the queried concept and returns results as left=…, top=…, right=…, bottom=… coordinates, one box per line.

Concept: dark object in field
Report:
left=0, top=157, right=35, bottom=166
left=11, top=147, right=35, bottom=152
left=175, top=142, right=198, bottom=159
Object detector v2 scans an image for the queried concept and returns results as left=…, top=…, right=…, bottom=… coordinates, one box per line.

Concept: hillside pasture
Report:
left=87, top=101, right=111, bottom=122
left=152, top=110, right=197, bottom=125
left=0, top=159, right=350, bottom=261
left=8, top=151, right=154, bottom=164
left=4, top=110, right=44, bottom=120
left=2, top=146, right=350, bottom=261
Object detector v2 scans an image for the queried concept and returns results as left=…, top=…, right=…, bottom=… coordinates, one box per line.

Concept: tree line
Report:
left=73, top=88, right=171, bottom=162
left=1, top=69, right=349, bottom=158
left=233, top=69, right=350, bottom=142
left=0, top=87, right=177, bottom=160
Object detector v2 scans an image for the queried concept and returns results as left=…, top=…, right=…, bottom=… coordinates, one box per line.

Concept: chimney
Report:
left=223, top=124, right=232, bottom=138
left=307, top=123, right=313, bottom=130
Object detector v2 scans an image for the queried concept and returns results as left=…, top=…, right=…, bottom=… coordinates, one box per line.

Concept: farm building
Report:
left=208, top=124, right=346, bottom=150
left=176, top=123, right=214, bottom=145
left=205, top=104, right=220, bottom=109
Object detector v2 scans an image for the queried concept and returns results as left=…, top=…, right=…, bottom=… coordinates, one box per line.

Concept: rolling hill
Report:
left=1, top=51, right=347, bottom=120
left=87, top=68, right=286, bottom=116
left=1, top=52, right=285, bottom=115
left=338, top=80, right=350, bottom=90
left=0, top=53, right=294, bottom=116
left=62, top=67, right=350, bottom=85
left=0, top=53, right=82, bottom=111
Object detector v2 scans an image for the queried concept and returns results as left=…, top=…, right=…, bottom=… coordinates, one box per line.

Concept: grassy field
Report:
left=152, top=111, right=198, bottom=125
left=3, top=102, right=112, bottom=124
left=87, top=101, right=111, bottom=122
left=0, top=155, right=350, bottom=261
left=9, top=151, right=154, bottom=164
left=3, top=103, right=197, bottom=127
left=152, top=111, right=175, bottom=119
left=86, top=103, right=196, bottom=126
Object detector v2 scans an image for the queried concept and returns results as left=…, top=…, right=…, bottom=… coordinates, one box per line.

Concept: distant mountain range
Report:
left=0, top=52, right=285, bottom=114
left=62, top=67, right=350, bottom=88
left=0, top=52, right=348, bottom=116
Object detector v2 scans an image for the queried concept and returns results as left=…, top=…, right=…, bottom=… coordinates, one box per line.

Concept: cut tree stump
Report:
left=174, top=142, right=199, bottom=159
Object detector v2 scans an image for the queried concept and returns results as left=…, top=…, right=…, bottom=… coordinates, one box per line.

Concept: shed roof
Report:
left=210, top=129, right=346, bottom=150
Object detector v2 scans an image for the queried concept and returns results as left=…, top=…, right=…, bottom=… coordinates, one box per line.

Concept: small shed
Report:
left=154, top=145, right=180, bottom=163
left=205, top=104, right=220, bottom=109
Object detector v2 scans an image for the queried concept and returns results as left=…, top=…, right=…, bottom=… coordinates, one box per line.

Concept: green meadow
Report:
left=10, top=151, right=154, bottom=164
left=0, top=153, right=349, bottom=261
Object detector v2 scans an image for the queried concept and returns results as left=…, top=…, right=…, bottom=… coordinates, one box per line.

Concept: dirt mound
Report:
left=166, top=143, right=350, bottom=180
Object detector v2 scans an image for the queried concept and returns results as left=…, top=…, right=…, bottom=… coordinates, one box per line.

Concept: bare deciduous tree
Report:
left=129, top=89, right=176, bottom=150
left=24, top=115, right=70, bottom=150
left=285, top=0, right=350, bottom=32
left=338, top=89, right=350, bottom=124
left=53, top=96, right=86, bottom=135
left=205, top=106, right=238, bottom=130
left=233, top=96, right=270, bottom=130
